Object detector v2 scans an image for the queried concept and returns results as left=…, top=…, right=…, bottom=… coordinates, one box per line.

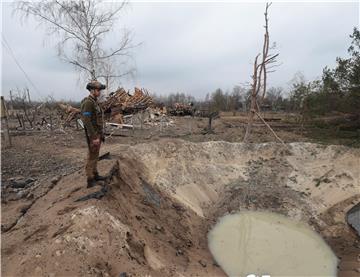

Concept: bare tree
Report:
left=15, top=0, right=136, bottom=85
left=243, top=3, right=284, bottom=144
left=14, top=89, right=36, bottom=128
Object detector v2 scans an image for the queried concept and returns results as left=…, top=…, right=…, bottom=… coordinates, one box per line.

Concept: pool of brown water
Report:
left=208, top=211, right=338, bottom=277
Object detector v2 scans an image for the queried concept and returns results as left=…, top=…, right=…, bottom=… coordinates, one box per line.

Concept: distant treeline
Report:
left=154, top=28, right=360, bottom=116
left=7, top=28, right=359, bottom=118
left=289, top=28, right=360, bottom=116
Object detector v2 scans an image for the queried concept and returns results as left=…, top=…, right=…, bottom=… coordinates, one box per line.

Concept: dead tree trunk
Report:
left=243, top=55, right=260, bottom=141
left=1, top=96, right=12, bottom=147
left=243, top=2, right=284, bottom=145
left=205, top=112, right=219, bottom=134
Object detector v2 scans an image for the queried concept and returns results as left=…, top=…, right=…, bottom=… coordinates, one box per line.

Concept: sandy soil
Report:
left=1, top=115, right=360, bottom=276
left=1, top=157, right=226, bottom=276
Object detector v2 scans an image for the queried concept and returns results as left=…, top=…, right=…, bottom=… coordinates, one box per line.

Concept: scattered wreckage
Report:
left=57, top=87, right=174, bottom=136
left=59, top=87, right=156, bottom=126
left=3, top=88, right=212, bottom=138
left=168, top=102, right=194, bottom=116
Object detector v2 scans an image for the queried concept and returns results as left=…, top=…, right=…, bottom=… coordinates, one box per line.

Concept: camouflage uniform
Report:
left=81, top=95, right=104, bottom=180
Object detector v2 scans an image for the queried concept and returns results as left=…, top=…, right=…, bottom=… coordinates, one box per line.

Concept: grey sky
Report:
left=1, top=1, right=359, bottom=101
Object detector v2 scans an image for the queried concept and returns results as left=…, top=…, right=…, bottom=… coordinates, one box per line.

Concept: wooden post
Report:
left=27, top=88, right=31, bottom=104
left=9, top=90, right=14, bottom=112
left=105, top=76, right=109, bottom=97
left=1, top=96, right=12, bottom=147
left=140, top=110, right=144, bottom=130
left=208, top=116, right=213, bottom=133
left=207, top=112, right=218, bottom=133
left=50, top=114, right=53, bottom=131
left=188, top=117, right=192, bottom=135
left=159, top=115, right=163, bottom=133
left=21, top=115, right=25, bottom=130
left=131, top=115, right=135, bottom=137
left=16, top=113, right=22, bottom=129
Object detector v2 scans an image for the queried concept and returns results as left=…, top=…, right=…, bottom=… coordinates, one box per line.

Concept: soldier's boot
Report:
left=94, top=173, right=107, bottom=181
left=87, top=178, right=97, bottom=188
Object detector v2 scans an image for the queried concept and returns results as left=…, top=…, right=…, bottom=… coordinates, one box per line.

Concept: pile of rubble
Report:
left=168, top=102, right=194, bottom=116
left=5, top=89, right=198, bottom=136
left=103, top=87, right=154, bottom=116
left=59, top=87, right=156, bottom=126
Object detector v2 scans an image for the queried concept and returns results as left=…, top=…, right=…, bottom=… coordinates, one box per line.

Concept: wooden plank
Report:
left=106, top=122, right=134, bottom=129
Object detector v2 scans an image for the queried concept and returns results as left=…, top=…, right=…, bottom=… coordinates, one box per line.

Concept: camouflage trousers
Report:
left=85, top=143, right=101, bottom=180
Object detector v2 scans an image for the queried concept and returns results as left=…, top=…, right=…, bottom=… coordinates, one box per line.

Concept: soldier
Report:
left=81, top=80, right=107, bottom=188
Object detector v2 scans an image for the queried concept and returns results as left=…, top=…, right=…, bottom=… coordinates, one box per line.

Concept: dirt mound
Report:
left=2, top=139, right=359, bottom=276
left=123, top=140, right=359, bottom=217
left=121, top=140, right=360, bottom=276
left=1, top=156, right=224, bottom=276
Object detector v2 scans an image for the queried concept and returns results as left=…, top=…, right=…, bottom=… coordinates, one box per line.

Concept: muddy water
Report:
left=208, top=211, right=337, bottom=277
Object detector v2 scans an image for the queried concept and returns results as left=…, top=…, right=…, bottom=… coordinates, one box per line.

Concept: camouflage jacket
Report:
left=80, top=95, right=103, bottom=140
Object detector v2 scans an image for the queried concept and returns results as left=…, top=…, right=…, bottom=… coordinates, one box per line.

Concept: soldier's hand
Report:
left=92, top=138, right=101, bottom=147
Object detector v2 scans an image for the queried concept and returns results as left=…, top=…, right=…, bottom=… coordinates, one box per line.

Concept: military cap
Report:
left=86, top=80, right=106, bottom=91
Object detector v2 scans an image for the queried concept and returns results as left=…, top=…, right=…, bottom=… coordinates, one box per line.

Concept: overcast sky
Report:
left=1, top=0, right=359, bottom=101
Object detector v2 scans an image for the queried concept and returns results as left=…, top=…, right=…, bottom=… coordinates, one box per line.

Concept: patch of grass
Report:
left=305, top=126, right=360, bottom=148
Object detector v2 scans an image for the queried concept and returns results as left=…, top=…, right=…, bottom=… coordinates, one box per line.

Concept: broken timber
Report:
left=106, top=122, right=134, bottom=129
left=58, top=87, right=155, bottom=127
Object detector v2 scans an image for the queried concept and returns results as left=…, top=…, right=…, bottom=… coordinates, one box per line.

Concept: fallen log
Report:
left=106, top=122, right=134, bottom=129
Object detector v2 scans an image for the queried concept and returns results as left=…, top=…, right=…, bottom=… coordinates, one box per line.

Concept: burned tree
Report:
left=12, top=89, right=37, bottom=129
left=16, top=0, right=136, bottom=85
left=243, top=3, right=284, bottom=144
